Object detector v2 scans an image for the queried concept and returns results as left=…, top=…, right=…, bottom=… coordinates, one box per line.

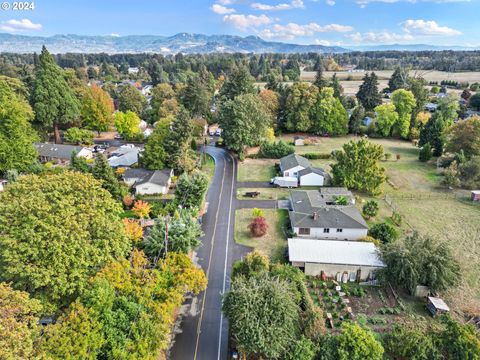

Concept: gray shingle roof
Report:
left=280, top=154, right=310, bottom=171
left=289, top=189, right=367, bottom=229
left=136, top=168, right=172, bottom=187
left=298, top=167, right=327, bottom=177
left=34, top=143, right=83, bottom=160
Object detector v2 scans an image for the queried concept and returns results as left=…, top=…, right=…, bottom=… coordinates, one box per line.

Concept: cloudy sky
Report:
left=0, top=0, right=477, bottom=46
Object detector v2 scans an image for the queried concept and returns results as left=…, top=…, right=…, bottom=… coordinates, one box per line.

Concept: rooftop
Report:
left=288, top=238, right=384, bottom=267
left=34, top=143, right=84, bottom=160
left=280, top=153, right=310, bottom=171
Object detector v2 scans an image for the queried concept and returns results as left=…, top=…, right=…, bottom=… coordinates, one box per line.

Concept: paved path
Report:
left=236, top=199, right=277, bottom=209
left=170, top=146, right=237, bottom=360
left=236, top=181, right=272, bottom=188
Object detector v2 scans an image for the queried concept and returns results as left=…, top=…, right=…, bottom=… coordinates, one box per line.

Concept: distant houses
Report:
left=108, top=144, right=142, bottom=168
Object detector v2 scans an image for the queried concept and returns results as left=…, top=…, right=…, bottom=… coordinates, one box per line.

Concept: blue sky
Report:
left=0, top=0, right=478, bottom=46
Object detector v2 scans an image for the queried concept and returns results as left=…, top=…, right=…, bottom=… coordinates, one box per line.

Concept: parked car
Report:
left=270, top=176, right=298, bottom=188
left=215, top=129, right=222, bottom=136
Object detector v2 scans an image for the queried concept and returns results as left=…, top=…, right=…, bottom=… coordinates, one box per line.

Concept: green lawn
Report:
left=237, top=158, right=277, bottom=182
left=237, top=187, right=289, bottom=200
left=235, top=209, right=289, bottom=262
left=200, top=153, right=215, bottom=183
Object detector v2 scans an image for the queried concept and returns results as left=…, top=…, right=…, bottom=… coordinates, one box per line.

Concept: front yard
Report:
left=237, top=158, right=277, bottom=182
left=236, top=187, right=289, bottom=200
left=234, top=209, right=289, bottom=262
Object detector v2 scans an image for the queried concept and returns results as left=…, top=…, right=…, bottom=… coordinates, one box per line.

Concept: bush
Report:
left=258, top=140, right=294, bottom=159
left=64, top=127, right=94, bottom=145
left=122, top=194, right=134, bottom=208
left=303, top=152, right=331, bottom=160
left=248, top=216, right=268, bottom=237
left=362, top=200, right=379, bottom=219
left=252, top=208, right=265, bottom=218
left=369, top=222, right=399, bottom=244
left=419, top=143, right=433, bottom=162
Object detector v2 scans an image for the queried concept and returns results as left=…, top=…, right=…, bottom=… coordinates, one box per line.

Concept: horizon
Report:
left=0, top=0, right=478, bottom=48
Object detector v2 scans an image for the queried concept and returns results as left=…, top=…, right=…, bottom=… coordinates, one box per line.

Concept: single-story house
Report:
left=289, top=189, right=367, bottom=240
left=427, top=296, right=450, bottom=316
left=128, top=67, right=139, bottom=74
left=471, top=191, right=480, bottom=202
left=288, top=238, right=384, bottom=281
left=141, top=84, right=153, bottom=96
left=298, top=167, right=328, bottom=186
left=123, top=168, right=173, bottom=195
left=294, top=136, right=305, bottom=146
left=108, top=144, right=141, bottom=168
left=279, top=154, right=310, bottom=177
left=34, top=143, right=93, bottom=164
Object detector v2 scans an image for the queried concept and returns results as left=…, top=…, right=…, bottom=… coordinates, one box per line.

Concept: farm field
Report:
left=234, top=209, right=289, bottom=262
left=248, top=134, right=480, bottom=312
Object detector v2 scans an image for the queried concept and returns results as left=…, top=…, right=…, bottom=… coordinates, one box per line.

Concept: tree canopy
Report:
left=81, top=84, right=114, bottom=133
left=356, top=72, right=382, bottom=111
left=0, top=172, right=130, bottom=309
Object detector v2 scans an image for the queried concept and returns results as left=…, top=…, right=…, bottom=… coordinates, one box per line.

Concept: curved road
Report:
left=170, top=146, right=238, bottom=360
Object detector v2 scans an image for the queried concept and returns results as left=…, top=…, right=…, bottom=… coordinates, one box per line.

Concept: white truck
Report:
left=270, top=176, right=298, bottom=188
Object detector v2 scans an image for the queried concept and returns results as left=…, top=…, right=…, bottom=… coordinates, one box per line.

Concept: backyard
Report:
left=234, top=209, right=289, bottom=262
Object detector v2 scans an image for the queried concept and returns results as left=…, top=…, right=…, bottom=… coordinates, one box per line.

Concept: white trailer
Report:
left=271, top=176, right=298, bottom=188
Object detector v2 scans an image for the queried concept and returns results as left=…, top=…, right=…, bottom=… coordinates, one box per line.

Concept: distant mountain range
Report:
left=0, top=33, right=346, bottom=54
left=0, top=33, right=477, bottom=54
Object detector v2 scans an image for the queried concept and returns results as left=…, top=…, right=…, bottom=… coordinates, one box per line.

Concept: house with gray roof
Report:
left=289, top=189, right=367, bottom=241
left=298, top=167, right=329, bottom=186
left=108, top=144, right=141, bottom=168
left=34, top=143, right=93, bottom=164
left=279, top=154, right=310, bottom=177
left=123, top=168, right=173, bottom=195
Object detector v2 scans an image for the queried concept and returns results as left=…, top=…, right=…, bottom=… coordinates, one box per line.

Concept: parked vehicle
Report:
left=215, top=129, right=222, bottom=136
left=270, top=176, right=298, bottom=188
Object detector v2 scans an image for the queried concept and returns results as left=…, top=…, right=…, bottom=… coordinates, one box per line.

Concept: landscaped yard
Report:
left=234, top=209, right=289, bottom=262
left=274, top=134, right=480, bottom=312
left=237, top=158, right=277, bottom=182
left=237, top=187, right=289, bottom=200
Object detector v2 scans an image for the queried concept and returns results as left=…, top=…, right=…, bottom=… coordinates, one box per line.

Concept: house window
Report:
left=336, top=228, right=343, bottom=233
left=299, top=228, right=310, bottom=235
left=323, top=228, right=330, bottom=233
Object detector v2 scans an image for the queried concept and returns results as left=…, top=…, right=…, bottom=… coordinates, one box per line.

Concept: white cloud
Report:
left=223, top=14, right=273, bottom=31
left=326, top=0, right=336, bottom=5
left=251, top=0, right=304, bottom=11
left=217, top=0, right=235, bottom=4
left=315, top=39, right=331, bottom=45
left=347, top=31, right=414, bottom=43
left=0, top=18, right=42, bottom=32
left=260, top=22, right=353, bottom=40
left=402, top=19, right=461, bottom=36
left=211, top=3, right=236, bottom=14
left=109, top=33, right=120, bottom=37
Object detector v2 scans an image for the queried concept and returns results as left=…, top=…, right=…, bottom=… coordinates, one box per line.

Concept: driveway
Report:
left=170, top=146, right=237, bottom=360
left=236, top=199, right=277, bottom=209
left=236, top=181, right=272, bottom=188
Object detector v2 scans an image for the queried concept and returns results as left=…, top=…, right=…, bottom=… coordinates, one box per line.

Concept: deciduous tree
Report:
left=117, top=84, right=146, bottom=116
left=114, top=110, right=142, bottom=140
left=81, top=84, right=114, bottom=133
left=374, top=103, right=398, bottom=137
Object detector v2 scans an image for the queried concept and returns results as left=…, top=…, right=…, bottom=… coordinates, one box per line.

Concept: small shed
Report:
left=471, top=191, right=480, bottom=202
left=294, top=136, right=305, bottom=146
left=427, top=296, right=450, bottom=316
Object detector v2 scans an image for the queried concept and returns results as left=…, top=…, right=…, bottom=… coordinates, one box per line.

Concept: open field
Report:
left=234, top=209, right=289, bottom=262
left=237, top=158, right=277, bottom=182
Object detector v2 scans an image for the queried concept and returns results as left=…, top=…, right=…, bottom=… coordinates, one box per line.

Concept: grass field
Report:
left=237, top=158, right=277, bottom=182
left=234, top=209, right=289, bottom=262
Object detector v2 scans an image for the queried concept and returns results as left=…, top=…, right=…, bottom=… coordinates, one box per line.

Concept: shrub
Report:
left=303, top=152, right=331, bottom=160
left=252, top=208, right=265, bottom=218
left=248, top=216, right=268, bottom=237
left=258, top=140, right=295, bottom=159
left=419, top=143, right=433, bottom=162
left=132, top=200, right=151, bottom=219
left=64, top=127, right=94, bottom=145
left=362, top=200, right=379, bottom=219
left=369, top=222, right=399, bottom=244
left=122, top=194, right=134, bottom=208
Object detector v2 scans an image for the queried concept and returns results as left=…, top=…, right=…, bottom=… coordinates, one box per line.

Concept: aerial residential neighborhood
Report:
left=0, top=1, right=480, bottom=360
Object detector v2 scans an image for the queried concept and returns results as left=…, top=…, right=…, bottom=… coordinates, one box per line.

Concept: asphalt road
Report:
left=170, top=146, right=238, bottom=360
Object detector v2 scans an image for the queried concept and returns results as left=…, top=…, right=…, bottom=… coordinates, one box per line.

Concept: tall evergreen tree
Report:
left=313, top=66, right=327, bottom=89
left=164, top=108, right=196, bottom=172
left=388, top=67, right=408, bottom=92
left=32, top=46, right=80, bottom=143
left=91, top=153, right=123, bottom=199
left=330, top=73, right=343, bottom=98
left=356, top=72, right=382, bottom=112
left=181, top=74, right=212, bottom=118
left=219, top=66, right=255, bottom=101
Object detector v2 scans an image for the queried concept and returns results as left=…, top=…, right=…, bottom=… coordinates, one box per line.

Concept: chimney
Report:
left=313, top=212, right=318, bottom=220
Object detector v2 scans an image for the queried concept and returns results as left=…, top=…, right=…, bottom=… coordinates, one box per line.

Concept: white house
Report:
left=141, top=85, right=153, bottom=96
left=298, top=167, right=327, bottom=186
left=288, top=189, right=367, bottom=240
left=108, top=144, right=141, bottom=168
left=288, top=238, right=384, bottom=281
left=34, top=143, right=94, bottom=164
left=0, top=179, right=7, bottom=192
left=123, top=168, right=173, bottom=195
left=279, top=154, right=310, bottom=177
left=293, top=136, right=305, bottom=146
left=128, top=67, right=139, bottom=75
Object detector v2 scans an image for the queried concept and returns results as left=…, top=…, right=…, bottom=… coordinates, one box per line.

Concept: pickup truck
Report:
left=270, top=176, right=298, bottom=188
